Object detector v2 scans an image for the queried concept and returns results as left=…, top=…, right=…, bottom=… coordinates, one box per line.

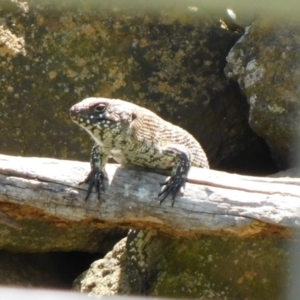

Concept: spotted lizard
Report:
left=70, top=97, right=209, bottom=206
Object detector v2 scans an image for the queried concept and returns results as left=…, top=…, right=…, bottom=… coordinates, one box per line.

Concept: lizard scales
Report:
left=70, top=97, right=209, bottom=206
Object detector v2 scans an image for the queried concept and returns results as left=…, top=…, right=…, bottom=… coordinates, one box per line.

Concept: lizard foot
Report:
left=79, top=168, right=105, bottom=201
left=158, top=174, right=186, bottom=206
left=158, top=146, right=191, bottom=206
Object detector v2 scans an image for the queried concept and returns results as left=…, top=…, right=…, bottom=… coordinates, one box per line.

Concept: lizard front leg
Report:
left=158, top=145, right=191, bottom=206
left=79, top=143, right=108, bottom=201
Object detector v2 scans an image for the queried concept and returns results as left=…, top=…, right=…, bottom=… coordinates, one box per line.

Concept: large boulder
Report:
left=0, top=0, right=275, bottom=173
left=75, top=230, right=289, bottom=299
left=225, top=20, right=300, bottom=169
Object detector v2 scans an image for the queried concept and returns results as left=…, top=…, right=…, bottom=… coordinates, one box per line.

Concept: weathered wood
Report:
left=0, top=154, right=299, bottom=237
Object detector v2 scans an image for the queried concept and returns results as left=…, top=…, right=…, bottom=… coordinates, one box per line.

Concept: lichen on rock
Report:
left=0, top=25, right=26, bottom=56
left=225, top=19, right=300, bottom=168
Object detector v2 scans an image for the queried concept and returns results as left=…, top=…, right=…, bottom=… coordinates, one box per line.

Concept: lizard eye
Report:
left=95, top=104, right=106, bottom=113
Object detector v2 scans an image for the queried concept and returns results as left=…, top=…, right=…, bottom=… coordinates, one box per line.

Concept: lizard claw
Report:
left=79, top=168, right=105, bottom=201
left=158, top=174, right=186, bottom=207
left=158, top=147, right=190, bottom=206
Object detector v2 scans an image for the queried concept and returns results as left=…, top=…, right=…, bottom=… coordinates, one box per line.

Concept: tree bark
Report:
left=0, top=154, right=299, bottom=237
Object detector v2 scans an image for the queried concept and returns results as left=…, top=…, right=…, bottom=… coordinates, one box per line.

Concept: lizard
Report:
left=70, top=97, right=209, bottom=293
left=70, top=97, right=209, bottom=206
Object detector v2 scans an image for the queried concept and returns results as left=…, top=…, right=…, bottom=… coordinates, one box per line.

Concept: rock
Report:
left=75, top=231, right=290, bottom=299
left=0, top=203, right=126, bottom=253
left=73, top=238, right=135, bottom=295
left=0, top=0, right=276, bottom=173
left=225, top=20, right=300, bottom=169
left=270, top=167, right=300, bottom=178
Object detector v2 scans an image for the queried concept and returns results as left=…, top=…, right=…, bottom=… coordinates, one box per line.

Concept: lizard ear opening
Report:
left=131, top=112, right=137, bottom=120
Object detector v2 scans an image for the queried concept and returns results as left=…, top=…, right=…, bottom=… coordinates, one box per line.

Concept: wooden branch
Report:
left=0, top=154, right=299, bottom=237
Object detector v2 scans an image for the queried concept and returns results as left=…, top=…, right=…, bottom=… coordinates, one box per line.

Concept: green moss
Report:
left=0, top=218, right=109, bottom=253
left=148, top=236, right=288, bottom=299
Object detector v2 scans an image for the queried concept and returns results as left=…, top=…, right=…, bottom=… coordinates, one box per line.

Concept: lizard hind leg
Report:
left=158, top=145, right=191, bottom=206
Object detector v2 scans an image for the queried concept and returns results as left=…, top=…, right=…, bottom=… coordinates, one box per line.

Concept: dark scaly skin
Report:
left=70, top=97, right=209, bottom=206
left=126, top=229, right=154, bottom=295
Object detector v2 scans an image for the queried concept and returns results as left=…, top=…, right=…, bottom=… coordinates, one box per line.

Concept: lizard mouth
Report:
left=69, top=104, right=93, bottom=128
left=69, top=106, right=84, bottom=125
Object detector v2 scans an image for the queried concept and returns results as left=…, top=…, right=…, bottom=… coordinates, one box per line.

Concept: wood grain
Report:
left=0, top=154, right=299, bottom=237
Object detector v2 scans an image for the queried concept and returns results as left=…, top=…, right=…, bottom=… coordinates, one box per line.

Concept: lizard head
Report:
left=70, top=97, right=136, bottom=130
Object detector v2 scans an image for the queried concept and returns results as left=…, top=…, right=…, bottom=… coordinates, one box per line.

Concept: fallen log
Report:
left=0, top=154, right=299, bottom=237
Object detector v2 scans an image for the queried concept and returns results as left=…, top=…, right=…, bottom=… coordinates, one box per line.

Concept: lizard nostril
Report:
left=70, top=106, right=79, bottom=115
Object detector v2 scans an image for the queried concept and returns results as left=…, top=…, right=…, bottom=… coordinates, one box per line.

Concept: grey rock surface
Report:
left=0, top=0, right=275, bottom=173
left=225, top=20, right=300, bottom=168
left=73, top=238, right=135, bottom=295
left=75, top=231, right=290, bottom=299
